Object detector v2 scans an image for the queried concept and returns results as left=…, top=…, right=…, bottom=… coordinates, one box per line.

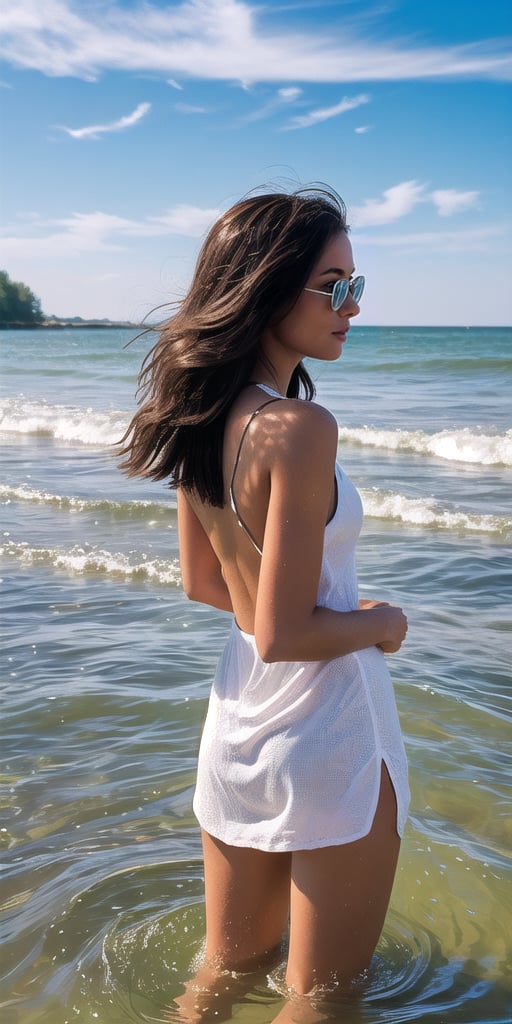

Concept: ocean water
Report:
left=1, top=325, right=511, bottom=1024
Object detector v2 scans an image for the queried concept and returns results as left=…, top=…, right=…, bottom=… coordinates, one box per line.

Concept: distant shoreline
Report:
left=1, top=321, right=510, bottom=331
left=1, top=320, right=140, bottom=330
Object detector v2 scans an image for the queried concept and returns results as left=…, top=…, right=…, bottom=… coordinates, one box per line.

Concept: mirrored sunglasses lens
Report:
left=351, top=276, right=365, bottom=303
left=332, top=279, right=349, bottom=310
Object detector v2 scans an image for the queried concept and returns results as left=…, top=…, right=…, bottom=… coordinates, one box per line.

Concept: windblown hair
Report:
left=118, top=185, right=348, bottom=505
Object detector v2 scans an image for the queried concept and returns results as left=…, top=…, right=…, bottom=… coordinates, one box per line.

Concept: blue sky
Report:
left=1, top=0, right=511, bottom=325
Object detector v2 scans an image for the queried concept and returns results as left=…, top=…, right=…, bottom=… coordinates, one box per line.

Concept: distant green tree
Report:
left=0, top=270, right=44, bottom=324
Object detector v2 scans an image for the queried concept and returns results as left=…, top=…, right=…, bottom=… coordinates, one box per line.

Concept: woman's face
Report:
left=261, top=231, right=361, bottom=368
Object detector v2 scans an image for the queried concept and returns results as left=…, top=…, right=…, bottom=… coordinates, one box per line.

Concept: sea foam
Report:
left=2, top=481, right=509, bottom=540
left=2, top=396, right=511, bottom=468
left=0, top=483, right=175, bottom=519
left=0, top=397, right=129, bottom=447
left=360, top=489, right=511, bottom=535
left=339, top=425, right=512, bottom=466
left=1, top=539, right=181, bottom=586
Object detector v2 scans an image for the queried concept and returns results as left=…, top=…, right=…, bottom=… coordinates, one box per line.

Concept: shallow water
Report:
left=1, top=326, right=511, bottom=1022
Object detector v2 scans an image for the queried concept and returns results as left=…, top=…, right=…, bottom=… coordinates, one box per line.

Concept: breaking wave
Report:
left=339, top=425, right=512, bottom=466
left=1, top=539, right=181, bottom=586
left=2, top=397, right=511, bottom=467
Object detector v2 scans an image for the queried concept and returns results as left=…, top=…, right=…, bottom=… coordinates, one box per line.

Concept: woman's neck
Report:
left=249, top=361, right=293, bottom=398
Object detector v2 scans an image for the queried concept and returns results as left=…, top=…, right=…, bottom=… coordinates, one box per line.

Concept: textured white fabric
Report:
left=193, top=463, right=410, bottom=851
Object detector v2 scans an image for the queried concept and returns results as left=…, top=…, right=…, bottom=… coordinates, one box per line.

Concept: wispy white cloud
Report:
left=2, top=184, right=485, bottom=263
left=279, top=87, right=302, bottom=101
left=1, top=0, right=510, bottom=83
left=148, top=205, right=221, bottom=236
left=354, top=224, right=504, bottom=253
left=0, top=204, right=221, bottom=258
left=355, top=124, right=371, bottom=134
left=242, top=85, right=303, bottom=122
left=283, top=92, right=369, bottom=130
left=58, top=101, right=151, bottom=139
left=175, top=102, right=210, bottom=113
left=431, top=188, right=480, bottom=216
left=167, top=78, right=183, bottom=90
left=351, top=181, right=483, bottom=227
left=351, top=181, right=427, bottom=227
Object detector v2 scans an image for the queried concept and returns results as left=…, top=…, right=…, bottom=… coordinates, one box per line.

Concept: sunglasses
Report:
left=304, top=275, right=365, bottom=311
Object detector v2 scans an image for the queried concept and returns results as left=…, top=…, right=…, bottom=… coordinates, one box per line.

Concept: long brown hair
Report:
left=118, top=185, right=348, bottom=505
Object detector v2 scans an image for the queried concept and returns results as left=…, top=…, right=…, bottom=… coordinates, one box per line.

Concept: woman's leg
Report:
left=286, top=763, right=401, bottom=995
left=168, top=834, right=291, bottom=1021
left=201, top=829, right=292, bottom=971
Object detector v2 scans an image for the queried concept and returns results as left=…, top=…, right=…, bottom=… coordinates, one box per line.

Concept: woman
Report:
left=119, top=186, right=410, bottom=1000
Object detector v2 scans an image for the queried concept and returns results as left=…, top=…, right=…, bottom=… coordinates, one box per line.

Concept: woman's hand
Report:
left=359, top=599, right=408, bottom=652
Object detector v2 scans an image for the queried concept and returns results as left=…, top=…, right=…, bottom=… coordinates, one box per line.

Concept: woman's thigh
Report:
left=286, top=763, right=401, bottom=995
left=201, top=829, right=292, bottom=971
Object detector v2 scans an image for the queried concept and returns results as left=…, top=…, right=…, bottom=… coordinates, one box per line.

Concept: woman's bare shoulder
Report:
left=261, top=398, right=339, bottom=465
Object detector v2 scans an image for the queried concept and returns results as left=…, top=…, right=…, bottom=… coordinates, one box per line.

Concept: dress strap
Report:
left=229, top=398, right=282, bottom=556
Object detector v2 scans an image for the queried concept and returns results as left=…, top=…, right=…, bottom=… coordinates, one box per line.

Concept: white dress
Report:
left=193, top=395, right=410, bottom=851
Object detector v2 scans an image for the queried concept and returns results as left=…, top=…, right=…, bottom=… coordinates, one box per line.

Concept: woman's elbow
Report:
left=254, top=626, right=291, bottom=664
left=180, top=571, right=203, bottom=603
left=257, top=644, right=279, bottom=664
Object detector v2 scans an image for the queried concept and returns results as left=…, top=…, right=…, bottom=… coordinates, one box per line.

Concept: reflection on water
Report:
left=1, top=582, right=511, bottom=1024
left=2, top=849, right=510, bottom=1024
left=2, top=573, right=511, bottom=1024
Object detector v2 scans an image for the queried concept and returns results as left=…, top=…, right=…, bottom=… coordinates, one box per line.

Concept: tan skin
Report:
left=175, top=232, right=407, bottom=1012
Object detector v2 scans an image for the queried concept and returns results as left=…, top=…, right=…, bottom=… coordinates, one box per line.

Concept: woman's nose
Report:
left=339, top=292, right=360, bottom=317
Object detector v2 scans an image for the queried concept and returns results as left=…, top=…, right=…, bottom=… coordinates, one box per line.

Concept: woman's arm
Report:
left=254, top=402, right=407, bottom=662
left=177, top=489, right=233, bottom=612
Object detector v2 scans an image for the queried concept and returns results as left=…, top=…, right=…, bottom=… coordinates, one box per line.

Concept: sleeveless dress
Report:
left=192, top=387, right=410, bottom=851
